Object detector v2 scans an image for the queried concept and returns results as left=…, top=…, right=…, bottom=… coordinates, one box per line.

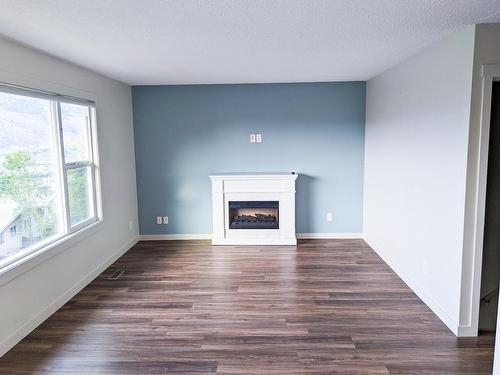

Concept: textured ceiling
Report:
left=0, top=0, right=499, bottom=85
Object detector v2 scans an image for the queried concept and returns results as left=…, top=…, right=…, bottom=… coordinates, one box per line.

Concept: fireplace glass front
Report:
left=228, top=201, right=279, bottom=229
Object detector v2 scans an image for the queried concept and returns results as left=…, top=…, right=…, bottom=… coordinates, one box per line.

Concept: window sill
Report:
left=0, top=220, right=104, bottom=287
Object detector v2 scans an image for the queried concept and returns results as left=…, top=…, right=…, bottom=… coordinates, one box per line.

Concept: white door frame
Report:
left=493, top=283, right=500, bottom=374
left=469, top=64, right=500, bottom=336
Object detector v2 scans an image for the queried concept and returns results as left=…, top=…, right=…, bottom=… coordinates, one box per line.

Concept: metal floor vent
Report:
left=108, top=270, right=125, bottom=280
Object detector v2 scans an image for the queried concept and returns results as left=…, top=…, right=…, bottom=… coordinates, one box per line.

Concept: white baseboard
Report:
left=363, top=236, right=460, bottom=336
left=0, top=236, right=139, bottom=357
left=297, top=233, right=363, bottom=239
left=140, top=233, right=363, bottom=241
left=457, top=324, right=476, bottom=337
left=140, top=234, right=212, bottom=240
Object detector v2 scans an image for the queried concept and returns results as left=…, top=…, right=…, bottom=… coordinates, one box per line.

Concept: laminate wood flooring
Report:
left=0, top=239, right=494, bottom=374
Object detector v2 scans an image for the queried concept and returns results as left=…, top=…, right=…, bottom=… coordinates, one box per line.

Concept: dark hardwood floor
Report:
left=0, top=239, right=495, bottom=374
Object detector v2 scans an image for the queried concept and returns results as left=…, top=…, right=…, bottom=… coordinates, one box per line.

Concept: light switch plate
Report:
left=326, top=212, right=333, bottom=222
left=163, top=216, right=169, bottom=224
left=256, top=133, right=262, bottom=143
left=250, top=133, right=256, bottom=143
left=156, top=216, right=163, bottom=224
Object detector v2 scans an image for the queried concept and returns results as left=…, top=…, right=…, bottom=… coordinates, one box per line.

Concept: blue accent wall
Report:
left=132, top=82, right=365, bottom=235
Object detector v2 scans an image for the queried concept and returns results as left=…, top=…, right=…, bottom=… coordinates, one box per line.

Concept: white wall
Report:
left=363, top=26, right=475, bottom=334
left=0, top=37, right=139, bottom=355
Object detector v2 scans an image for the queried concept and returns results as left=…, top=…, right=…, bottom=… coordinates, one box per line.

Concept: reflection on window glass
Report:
left=60, top=103, right=90, bottom=163
left=0, top=92, right=63, bottom=267
left=67, top=167, right=93, bottom=226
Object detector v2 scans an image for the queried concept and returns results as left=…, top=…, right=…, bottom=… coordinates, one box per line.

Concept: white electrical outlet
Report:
left=163, top=216, right=169, bottom=224
left=250, top=133, right=256, bottom=143
left=326, top=212, right=333, bottom=222
left=156, top=216, right=163, bottom=225
left=129, top=220, right=133, bottom=230
left=256, top=133, right=262, bottom=143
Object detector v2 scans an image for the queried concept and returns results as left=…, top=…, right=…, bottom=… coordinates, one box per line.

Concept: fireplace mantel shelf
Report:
left=209, top=172, right=298, bottom=180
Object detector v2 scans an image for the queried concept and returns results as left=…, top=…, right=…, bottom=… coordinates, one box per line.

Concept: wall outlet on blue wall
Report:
left=156, top=216, right=169, bottom=224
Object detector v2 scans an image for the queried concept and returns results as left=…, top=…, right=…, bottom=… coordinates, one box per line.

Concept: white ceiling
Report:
left=0, top=0, right=499, bottom=85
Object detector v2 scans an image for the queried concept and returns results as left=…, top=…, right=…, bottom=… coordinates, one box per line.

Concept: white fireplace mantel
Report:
left=209, top=172, right=298, bottom=245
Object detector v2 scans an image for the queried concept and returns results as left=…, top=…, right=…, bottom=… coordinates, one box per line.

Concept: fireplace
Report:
left=210, top=173, right=298, bottom=245
left=229, top=201, right=279, bottom=229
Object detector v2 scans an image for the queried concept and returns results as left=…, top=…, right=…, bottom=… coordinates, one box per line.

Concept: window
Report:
left=0, top=85, right=100, bottom=270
